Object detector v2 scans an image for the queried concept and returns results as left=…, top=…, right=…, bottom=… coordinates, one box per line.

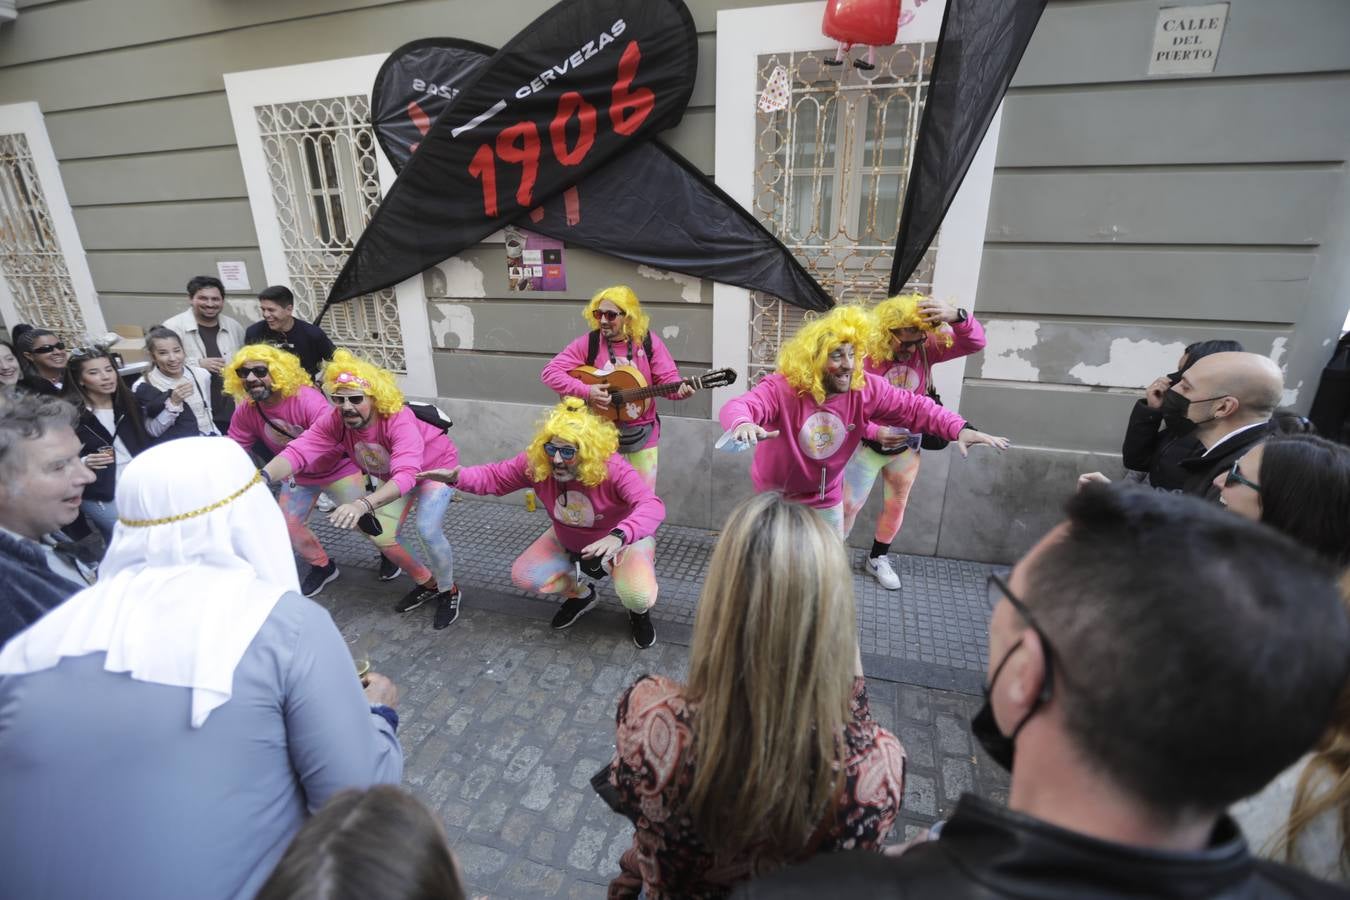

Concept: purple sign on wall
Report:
left=504, top=225, right=567, bottom=292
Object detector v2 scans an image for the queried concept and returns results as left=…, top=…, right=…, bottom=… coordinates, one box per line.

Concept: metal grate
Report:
left=749, top=44, right=938, bottom=383
left=256, top=95, right=405, bottom=372
left=0, top=133, right=86, bottom=341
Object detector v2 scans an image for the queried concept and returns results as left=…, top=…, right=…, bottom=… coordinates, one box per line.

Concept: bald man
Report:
left=1164, top=351, right=1282, bottom=499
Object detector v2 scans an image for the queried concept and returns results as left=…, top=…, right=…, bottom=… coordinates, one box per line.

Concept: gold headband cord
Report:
left=118, top=472, right=262, bottom=528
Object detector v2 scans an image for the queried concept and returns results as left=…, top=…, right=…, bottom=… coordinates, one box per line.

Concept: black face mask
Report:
left=970, top=637, right=1051, bottom=772
left=1160, top=388, right=1227, bottom=435
left=1165, top=371, right=1182, bottom=386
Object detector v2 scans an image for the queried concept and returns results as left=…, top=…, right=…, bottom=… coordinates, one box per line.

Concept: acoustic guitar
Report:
left=568, top=365, right=738, bottom=423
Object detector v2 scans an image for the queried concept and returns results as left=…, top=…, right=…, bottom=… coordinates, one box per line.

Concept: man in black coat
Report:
left=244, top=285, right=336, bottom=379
left=735, top=488, right=1350, bottom=900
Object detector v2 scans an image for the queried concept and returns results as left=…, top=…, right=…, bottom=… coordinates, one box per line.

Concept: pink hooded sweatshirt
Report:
left=227, top=385, right=359, bottom=486
left=457, top=451, right=665, bottom=553
left=279, top=405, right=458, bottom=495
left=540, top=330, right=683, bottom=448
left=863, top=317, right=986, bottom=443
left=719, top=372, right=966, bottom=508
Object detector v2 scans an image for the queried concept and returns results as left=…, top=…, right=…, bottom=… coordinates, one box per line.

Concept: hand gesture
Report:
left=362, top=672, right=400, bottom=708
left=1077, top=471, right=1112, bottom=492
left=1145, top=376, right=1171, bottom=409
left=170, top=382, right=195, bottom=404
left=876, top=426, right=913, bottom=450
left=732, top=422, right=772, bottom=446
left=199, top=357, right=226, bottom=375
left=83, top=448, right=114, bottom=470
left=588, top=382, right=612, bottom=410
left=329, top=501, right=367, bottom=530
left=674, top=381, right=696, bottom=400
left=417, top=466, right=461, bottom=485
left=917, top=298, right=959, bottom=325
left=581, top=533, right=624, bottom=561
left=956, top=428, right=1011, bottom=458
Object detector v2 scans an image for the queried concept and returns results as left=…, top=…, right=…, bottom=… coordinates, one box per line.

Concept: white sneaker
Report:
left=865, top=554, right=901, bottom=590
left=316, top=493, right=336, bottom=512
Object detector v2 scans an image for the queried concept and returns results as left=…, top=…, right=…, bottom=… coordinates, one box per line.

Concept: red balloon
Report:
left=821, top=0, right=901, bottom=48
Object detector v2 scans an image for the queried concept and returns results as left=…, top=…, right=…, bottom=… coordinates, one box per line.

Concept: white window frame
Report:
left=224, top=56, right=438, bottom=396
left=713, top=0, right=1001, bottom=415
left=0, top=101, right=105, bottom=337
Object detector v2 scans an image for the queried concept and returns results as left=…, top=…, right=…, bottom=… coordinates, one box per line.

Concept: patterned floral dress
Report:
left=606, top=674, right=907, bottom=899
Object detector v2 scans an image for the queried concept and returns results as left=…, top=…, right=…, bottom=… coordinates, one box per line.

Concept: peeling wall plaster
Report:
left=1068, top=338, right=1186, bottom=389
left=429, top=303, right=475, bottom=350
left=637, top=265, right=702, bottom=302
left=227, top=299, right=257, bottom=324
left=438, top=257, right=486, bottom=298
left=661, top=325, right=680, bottom=340
left=1281, top=383, right=1302, bottom=407
left=979, top=320, right=1041, bottom=381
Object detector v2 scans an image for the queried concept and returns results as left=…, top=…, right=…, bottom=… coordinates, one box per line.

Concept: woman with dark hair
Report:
left=256, top=786, right=464, bottom=900
left=64, top=347, right=158, bottom=541
left=1121, top=338, right=1244, bottom=491
left=13, top=326, right=71, bottom=396
left=1219, top=434, right=1350, bottom=882
left=0, top=339, right=20, bottom=388
left=132, top=326, right=216, bottom=439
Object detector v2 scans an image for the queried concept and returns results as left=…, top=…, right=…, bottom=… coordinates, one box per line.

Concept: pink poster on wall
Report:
left=504, top=225, right=567, bottom=292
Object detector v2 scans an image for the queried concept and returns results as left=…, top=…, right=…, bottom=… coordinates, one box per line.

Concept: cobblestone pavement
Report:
left=313, top=495, right=1010, bottom=899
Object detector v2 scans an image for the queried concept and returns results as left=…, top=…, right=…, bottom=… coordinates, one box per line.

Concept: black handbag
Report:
left=918, top=343, right=950, bottom=451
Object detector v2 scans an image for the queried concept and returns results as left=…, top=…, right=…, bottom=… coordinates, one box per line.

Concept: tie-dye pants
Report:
left=840, top=444, right=922, bottom=545
left=510, top=526, right=657, bottom=612
left=622, top=445, right=658, bottom=491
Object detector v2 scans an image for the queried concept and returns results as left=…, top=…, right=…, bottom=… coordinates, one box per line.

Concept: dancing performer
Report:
left=419, top=398, right=664, bottom=649
left=224, top=344, right=369, bottom=598
left=541, top=285, right=694, bottom=490
left=842, top=294, right=987, bottom=589
left=720, top=305, right=1008, bottom=537
left=260, top=350, right=463, bottom=629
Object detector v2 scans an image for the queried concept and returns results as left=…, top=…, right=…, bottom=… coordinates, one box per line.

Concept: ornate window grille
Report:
left=749, top=44, right=937, bottom=383
left=255, top=95, right=404, bottom=371
left=0, top=133, right=86, bottom=340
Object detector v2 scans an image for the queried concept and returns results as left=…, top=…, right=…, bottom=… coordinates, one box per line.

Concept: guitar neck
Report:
left=613, top=378, right=690, bottom=403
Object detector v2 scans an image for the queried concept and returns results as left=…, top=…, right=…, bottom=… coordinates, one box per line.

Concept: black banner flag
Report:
left=366, top=35, right=833, bottom=313
left=887, top=0, right=1047, bottom=294
left=327, top=0, right=697, bottom=307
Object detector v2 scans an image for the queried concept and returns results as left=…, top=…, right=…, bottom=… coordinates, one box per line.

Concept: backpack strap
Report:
left=643, top=331, right=653, bottom=358
left=586, top=329, right=601, bottom=367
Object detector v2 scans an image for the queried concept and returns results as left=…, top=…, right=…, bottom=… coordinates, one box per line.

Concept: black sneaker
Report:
left=378, top=555, right=402, bottom=581
left=301, top=561, right=339, bottom=597
left=550, top=586, right=597, bottom=630
left=432, top=586, right=463, bottom=630
left=629, top=610, right=656, bottom=649
left=395, top=583, right=438, bottom=613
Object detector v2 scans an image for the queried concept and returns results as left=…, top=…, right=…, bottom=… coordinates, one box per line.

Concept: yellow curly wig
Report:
left=776, top=305, right=872, bottom=403
left=320, top=349, right=404, bottom=416
left=525, top=397, right=620, bottom=487
left=583, top=285, right=650, bottom=345
left=870, top=293, right=955, bottom=360
left=222, top=344, right=313, bottom=402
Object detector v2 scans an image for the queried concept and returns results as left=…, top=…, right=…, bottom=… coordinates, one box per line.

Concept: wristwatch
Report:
left=954, top=307, right=969, bottom=324
left=608, top=528, right=627, bottom=544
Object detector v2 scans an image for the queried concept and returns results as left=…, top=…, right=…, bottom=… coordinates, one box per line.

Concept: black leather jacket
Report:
left=733, top=795, right=1348, bottom=899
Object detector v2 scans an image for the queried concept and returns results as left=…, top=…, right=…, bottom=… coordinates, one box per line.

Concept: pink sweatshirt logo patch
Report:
left=554, top=492, right=597, bottom=527
left=799, top=411, right=848, bottom=460
left=885, top=365, right=921, bottom=392
left=354, top=442, right=391, bottom=475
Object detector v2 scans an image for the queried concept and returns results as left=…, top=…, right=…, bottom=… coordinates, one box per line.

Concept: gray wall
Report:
left=1, top=0, right=1348, bottom=563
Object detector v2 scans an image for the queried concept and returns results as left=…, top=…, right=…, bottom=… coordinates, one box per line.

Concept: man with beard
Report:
left=224, top=344, right=368, bottom=598
left=259, top=350, right=463, bottom=629
left=719, top=306, right=1008, bottom=536
left=418, top=398, right=665, bottom=649
left=162, top=276, right=246, bottom=435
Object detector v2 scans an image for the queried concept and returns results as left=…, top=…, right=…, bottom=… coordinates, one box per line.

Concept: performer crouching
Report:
left=260, top=350, right=463, bottom=629
left=719, top=305, right=1008, bottom=537
left=419, top=398, right=664, bottom=649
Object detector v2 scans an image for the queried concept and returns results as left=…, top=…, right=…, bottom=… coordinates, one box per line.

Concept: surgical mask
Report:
left=970, top=638, right=1051, bottom=772
left=1160, top=388, right=1227, bottom=435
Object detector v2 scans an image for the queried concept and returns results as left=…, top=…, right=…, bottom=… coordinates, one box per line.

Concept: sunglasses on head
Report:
left=30, top=341, right=66, bottom=354
left=1225, top=461, right=1261, bottom=493
left=236, top=365, right=269, bottom=379
left=332, top=393, right=366, bottom=406
left=593, top=309, right=624, bottom=322
left=543, top=442, right=577, bottom=461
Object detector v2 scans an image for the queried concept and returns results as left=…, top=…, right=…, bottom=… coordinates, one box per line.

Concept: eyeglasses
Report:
left=988, top=572, right=1061, bottom=684
left=332, top=394, right=366, bottom=406
left=30, top=342, right=66, bottom=354
left=543, top=442, right=577, bottom=461
left=1225, top=461, right=1261, bottom=493
left=236, top=365, right=269, bottom=379
left=592, top=309, right=625, bottom=322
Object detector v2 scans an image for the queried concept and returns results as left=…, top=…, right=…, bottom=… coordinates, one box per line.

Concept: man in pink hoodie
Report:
left=720, top=306, right=1009, bottom=537
left=260, top=350, right=464, bottom=630
left=419, top=398, right=665, bottom=649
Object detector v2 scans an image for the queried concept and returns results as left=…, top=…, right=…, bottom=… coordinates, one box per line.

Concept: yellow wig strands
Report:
left=321, top=349, right=404, bottom=416
left=526, top=397, right=619, bottom=487
left=870, top=293, right=955, bottom=359
left=582, top=285, right=650, bottom=345
left=776, top=305, right=873, bottom=403
left=222, top=344, right=314, bottom=403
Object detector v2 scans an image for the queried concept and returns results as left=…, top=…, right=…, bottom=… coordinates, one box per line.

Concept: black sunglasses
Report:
left=1225, top=461, right=1261, bottom=493
left=592, top=309, right=624, bottom=322
left=236, top=365, right=270, bottom=379
left=543, top=442, right=577, bottom=461
left=332, top=394, right=366, bottom=406
left=30, top=341, right=66, bottom=354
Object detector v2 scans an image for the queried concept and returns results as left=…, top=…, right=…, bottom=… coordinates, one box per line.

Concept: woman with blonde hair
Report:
left=842, top=293, right=988, bottom=590
left=604, top=492, right=906, bottom=897
left=540, top=284, right=695, bottom=490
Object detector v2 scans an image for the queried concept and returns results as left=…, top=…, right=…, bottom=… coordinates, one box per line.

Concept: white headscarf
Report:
left=0, top=436, right=300, bottom=727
